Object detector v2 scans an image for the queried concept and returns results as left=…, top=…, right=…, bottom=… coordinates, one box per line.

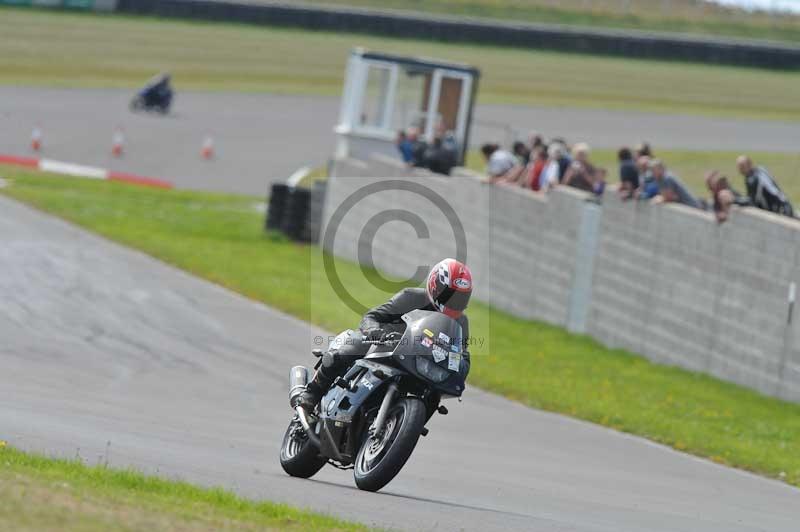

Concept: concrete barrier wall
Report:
left=113, top=0, right=800, bottom=70
left=324, top=155, right=590, bottom=341
left=324, top=157, right=800, bottom=402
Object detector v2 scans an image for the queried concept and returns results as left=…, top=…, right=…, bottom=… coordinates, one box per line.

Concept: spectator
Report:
left=736, top=155, right=794, bottom=217
left=538, top=143, right=564, bottom=192
left=649, top=159, right=704, bottom=209
left=635, top=155, right=659, bottom=200
left=617, top=147, right=639, bottom=200
left=552, top=141, right=572, bottom=182
left=562, top=142, right=605, bottom=195
left=481, top=143, right=519, bottom=183
left=635, top=142, right=653, bottom=158
left=407, top=127, right=428, bottom=168
left=396, top=130, right=414, bottom=165
left=423, top=137, right=456, bottom=176
left=528, top=132, right=545, bottom=152
left=513, top=141, right=531, bottom=166
left=706, top=170, right=748, bottom=223
left=526, top=145, right=548, bottom=190
left=435, top=121, right=460, bottom=155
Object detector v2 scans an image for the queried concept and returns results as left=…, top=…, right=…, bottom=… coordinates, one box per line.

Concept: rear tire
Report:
left=279, top=418, right=326, bottom=478
left=129, top=96, right=144, bottom=112
left=353, top=397, right=426, bottom=492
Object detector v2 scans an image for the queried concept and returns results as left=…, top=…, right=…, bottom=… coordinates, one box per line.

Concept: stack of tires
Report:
left=281, top=187, right=311, bottom=241
left=266, top=183, right=325, bottom=242
left=266, top=183, right=290, bottom=232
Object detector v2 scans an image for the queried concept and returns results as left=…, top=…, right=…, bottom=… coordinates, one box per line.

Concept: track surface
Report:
left=3, top=87, right=800, bottom=195
left=1, top=196, right=797, bottom=531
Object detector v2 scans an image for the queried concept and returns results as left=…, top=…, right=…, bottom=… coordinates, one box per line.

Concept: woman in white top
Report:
left=539, top=142, right=565, bottom=191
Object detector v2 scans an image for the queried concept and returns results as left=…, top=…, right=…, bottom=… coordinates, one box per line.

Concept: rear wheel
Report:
left=279, top=417, right=326, bottom=478
left=129, top=96, right=145, bottom=112
left=353, top=397, right=426, bottom=492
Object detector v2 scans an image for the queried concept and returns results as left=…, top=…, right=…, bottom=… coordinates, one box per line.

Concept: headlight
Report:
left=415, top=355, right=450, bottom=383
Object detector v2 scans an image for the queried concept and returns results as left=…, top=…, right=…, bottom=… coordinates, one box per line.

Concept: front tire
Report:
left=353, top=397, right=426, bottom=492
left=280, top=417, right=326, bottom=478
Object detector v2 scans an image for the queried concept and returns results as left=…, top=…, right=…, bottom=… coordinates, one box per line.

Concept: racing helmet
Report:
left=426, top=258, right=472, bottom=319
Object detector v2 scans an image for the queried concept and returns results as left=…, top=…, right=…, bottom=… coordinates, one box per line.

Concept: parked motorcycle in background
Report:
left=130, top=73, right=173, bottom=114
left=279, top=310, right=467, bottom=492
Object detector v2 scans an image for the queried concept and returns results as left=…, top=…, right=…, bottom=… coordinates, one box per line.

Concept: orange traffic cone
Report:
left=201, top=135, right=214, bottom=160
left=112, top=127, right=125, bottom=158
left=31, top=125, right=42, bottom=152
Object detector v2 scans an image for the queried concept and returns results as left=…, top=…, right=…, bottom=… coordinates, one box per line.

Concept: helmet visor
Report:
left=438, top=287, right=471, bottom=312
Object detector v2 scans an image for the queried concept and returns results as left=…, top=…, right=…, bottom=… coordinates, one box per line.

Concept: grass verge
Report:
left=1, top=166, right=799, bottom=489
left=0, top=444, right=366, bottom=532
left=2, top=8, right=800, bottom=120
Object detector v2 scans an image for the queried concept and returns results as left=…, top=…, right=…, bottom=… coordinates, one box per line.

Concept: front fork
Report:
left=295, top=406, right=321, bottom=448
left=370, top=382, right=399, bottom=437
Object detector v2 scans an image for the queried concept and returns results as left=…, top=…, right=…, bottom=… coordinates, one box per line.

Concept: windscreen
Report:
left=395, top=309, right=464, bottom=357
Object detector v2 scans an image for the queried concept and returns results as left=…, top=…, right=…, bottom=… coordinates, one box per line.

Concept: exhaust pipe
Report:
left=289, top=365, right=309, bottom=408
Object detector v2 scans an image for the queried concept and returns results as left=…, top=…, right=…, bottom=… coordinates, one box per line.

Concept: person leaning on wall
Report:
left=705, top=170, right=752, bottom=223
left=648, top=159, right=703, bottom=210
left=736, top=155, right=794, bottom=218
left=562, top=142, right=606, bottom=195
left=617, top=147, right=639, bottom=200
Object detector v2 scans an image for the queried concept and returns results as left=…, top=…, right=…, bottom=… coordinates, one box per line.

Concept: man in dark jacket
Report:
left=736, top=155, right=794, bottom=217
left=294, top=259, right=473, bottom=410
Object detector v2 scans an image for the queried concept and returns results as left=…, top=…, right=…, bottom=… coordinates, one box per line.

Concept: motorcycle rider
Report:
left=136, top=72, right=173, bottom=110
left=294, top=258, right=473, bottom=410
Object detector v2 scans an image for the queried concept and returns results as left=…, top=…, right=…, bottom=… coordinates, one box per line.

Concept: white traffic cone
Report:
left=201, top=135, right=214, bottom=160
left=31, top=125, right=42, bottom=152
left=112, top=127, right=125, bottom=158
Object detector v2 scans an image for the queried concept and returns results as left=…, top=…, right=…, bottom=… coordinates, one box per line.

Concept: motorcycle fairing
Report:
left=317, top=361, right=402, bottom=462
left=393, top=310, right=467, bottom=397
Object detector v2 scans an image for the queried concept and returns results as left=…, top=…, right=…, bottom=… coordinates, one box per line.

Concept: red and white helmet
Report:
left=426, top=258, right=472, bottom=319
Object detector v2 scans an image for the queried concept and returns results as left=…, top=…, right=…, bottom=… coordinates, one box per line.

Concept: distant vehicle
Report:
left=280, top=310, right=466, bottom=492
left=130, top=73, right=173, bottom=114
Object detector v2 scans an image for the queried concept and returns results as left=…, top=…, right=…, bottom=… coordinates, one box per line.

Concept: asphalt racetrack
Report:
left=3, top=87, right=800, bottom=195
left=1, top=195, right=798, bottom=531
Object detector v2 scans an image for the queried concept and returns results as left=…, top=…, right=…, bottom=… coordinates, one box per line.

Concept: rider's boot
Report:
left=292, top=367, right=334, bottom=412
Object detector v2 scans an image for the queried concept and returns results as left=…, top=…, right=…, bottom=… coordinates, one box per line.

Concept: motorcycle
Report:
left=130, top=78, right=173, bottom=114
left=279, top=309, right=466, bottom=492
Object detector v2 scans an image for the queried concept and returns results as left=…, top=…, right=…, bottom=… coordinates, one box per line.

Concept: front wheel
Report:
left=279, top=417, right=326, bottom=478
left=353, top=397, right=426, bottom=492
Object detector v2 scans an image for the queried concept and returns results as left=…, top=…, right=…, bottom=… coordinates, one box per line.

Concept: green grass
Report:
left=467, top=149, right=800, bottom=204
left=3, top=8, right=800, bottom=120
left=2, top=166, right=799, bottom=489
left=315, top=0, right=800, bottom=44
left=0, top=444, right=366, bottom=532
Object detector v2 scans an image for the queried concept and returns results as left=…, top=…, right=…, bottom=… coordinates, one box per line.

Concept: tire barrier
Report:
left=266, top=181, right=326, bottom=242
left=113, top=0, right=800, bottom=70
left=281, top=187, right=311, bottom=241
left=266, top=183, right=289, bottom=232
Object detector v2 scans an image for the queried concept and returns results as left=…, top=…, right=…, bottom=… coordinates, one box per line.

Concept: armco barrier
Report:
left=322, top=157, right=800, bottom=403
left=113, top=0, right=800, bottom=69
